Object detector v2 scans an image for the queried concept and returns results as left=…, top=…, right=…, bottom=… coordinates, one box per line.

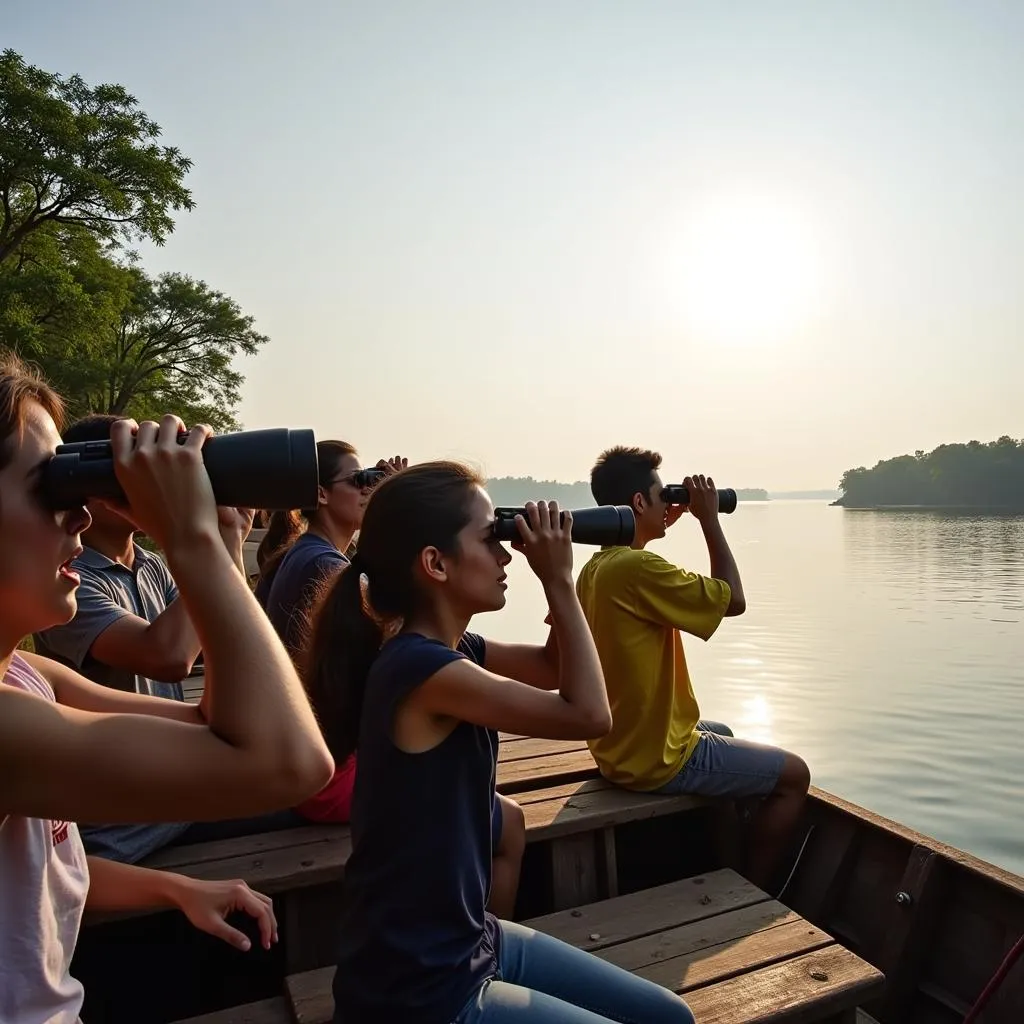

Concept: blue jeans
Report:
left=454, top=920, right=694, bottom=1023
left=653, top=719, right=784, bottom=799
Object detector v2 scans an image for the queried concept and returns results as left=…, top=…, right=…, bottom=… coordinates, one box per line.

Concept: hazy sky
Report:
left=6, top=1, right=1022, bottom=489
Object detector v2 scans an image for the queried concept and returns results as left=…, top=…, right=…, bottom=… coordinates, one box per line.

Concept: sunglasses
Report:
left=331, top=468, right=387, bottom=489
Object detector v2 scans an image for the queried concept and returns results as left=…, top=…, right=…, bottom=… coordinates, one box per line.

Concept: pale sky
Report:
left=7, top=1, right=1022, bottom=489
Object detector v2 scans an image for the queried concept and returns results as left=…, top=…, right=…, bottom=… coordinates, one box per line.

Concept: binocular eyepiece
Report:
left=661, top=486, right=737, bottom=515
left=492, top=505, right=636, bottom=547
left=42, top=428, right=321, bottom=511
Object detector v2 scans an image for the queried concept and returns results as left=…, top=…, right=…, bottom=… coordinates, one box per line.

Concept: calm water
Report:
left=482, top=501, right=1024, bottom=877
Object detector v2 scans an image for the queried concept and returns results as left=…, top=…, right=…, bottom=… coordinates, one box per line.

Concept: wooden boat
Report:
left=74, top=733, right=1023, bottom=1023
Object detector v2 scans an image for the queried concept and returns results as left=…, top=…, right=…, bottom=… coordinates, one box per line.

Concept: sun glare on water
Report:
left=669, top=193, right=824, bottom=348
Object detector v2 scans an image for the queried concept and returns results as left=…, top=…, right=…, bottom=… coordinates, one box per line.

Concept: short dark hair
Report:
left=62, top=413, right=121, bottom=445
left=590, top=446, right=662, bottom=506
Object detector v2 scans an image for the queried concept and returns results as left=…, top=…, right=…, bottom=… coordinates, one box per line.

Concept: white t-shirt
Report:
left=0, top=654, right=89, bottom=1023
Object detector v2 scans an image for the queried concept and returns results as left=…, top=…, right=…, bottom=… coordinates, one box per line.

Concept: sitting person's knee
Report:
left=778, top=752, right=810, bottom=795
left=496, top=794, right=525, bottom=856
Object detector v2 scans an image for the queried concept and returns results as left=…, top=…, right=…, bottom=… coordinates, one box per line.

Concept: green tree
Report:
left=0, top=48, right=193, bottom=265
left=78, top=271, right=269, bottom=431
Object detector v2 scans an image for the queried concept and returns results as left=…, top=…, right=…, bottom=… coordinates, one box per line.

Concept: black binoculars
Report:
left=42, top=428, right=320, bottom=511
left=353, top=468, right=387, bottom=489
left=492, top=505, right=635, bottom=547
left=661, top=486, right=737, bottom=514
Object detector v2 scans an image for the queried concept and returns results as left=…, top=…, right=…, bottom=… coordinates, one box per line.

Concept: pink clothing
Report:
left=296, top=754, right=357, bottom=823
left=0, top=654, right=90, bottom=1023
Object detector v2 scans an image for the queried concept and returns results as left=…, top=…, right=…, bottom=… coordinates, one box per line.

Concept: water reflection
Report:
left=485, top=502, right=1024, bottom=876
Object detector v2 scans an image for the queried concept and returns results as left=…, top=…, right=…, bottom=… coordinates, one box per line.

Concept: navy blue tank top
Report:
left=332, top=631, right=501, bottom=1024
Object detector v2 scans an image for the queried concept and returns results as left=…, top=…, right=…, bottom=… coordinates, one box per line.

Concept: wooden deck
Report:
left=181, top=870, right=883, bottom=1023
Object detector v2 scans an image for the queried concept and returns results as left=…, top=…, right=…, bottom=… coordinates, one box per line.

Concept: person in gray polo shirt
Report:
left=34, top=414, right=298, bottom=863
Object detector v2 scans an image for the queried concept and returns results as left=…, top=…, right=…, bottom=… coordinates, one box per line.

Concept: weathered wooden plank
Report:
left=524, top=870, right=769, bottom=952
left=496, top=748, right=598, bottom=792
left=497, top=736, right=587, bottom=762
left=631, top=919, right=833, bottom=994
left=598, top=900, right=806, bottom=972
left=683, top=944, right=884, bottom=1024
left=785, top=815, right=859, bottom=925
left=550, top=832, right=603, bottom=911
left=809, top=787, right=1024, bottom=899
left=286, top=967, right=333, bottom=1024
left=870, top=843, right=948, bottom=1022
left=175, top=997, right=289, bottom=1023
left=144, top=826, right=345, bottom=871
left=523, top=785, right=705, bottom=842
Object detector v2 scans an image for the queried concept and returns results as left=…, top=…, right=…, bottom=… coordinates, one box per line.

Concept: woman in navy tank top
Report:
left=305, top=462, right=695, bottom=1024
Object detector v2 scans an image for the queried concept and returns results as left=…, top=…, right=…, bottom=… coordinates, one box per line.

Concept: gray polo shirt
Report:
left=34, top=543, right=185, bottom=701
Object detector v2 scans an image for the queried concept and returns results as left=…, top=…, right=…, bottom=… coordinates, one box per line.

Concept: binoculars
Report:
left=492, top=505, right=636, bottom=547
left=353, top=468, right=387, bottom=489
left=661, top=486, right=737, bottom=515
left=42, top=428, right=320, bottom=511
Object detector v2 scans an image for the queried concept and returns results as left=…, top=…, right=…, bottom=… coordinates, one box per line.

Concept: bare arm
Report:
left=89, top=598, right=201, bottom=682
left=409, top=505, right=609, bottom=738
left=701, top=519, right=745, bottom=615
left=686, top=474, right=745, bottom=616
left=483, top=624, right=559, bottom=691
left=34, top=653, right=202, bottom=723
left=0, top=417, right=333, bottom=824
left=85, top=856, right=277, bottom=952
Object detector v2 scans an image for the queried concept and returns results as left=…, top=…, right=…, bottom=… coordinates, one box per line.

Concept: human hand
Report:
left=683, top=474, right=719, bottom=524
left=108, top=416, right=218, bottom=551
left=172, top=875, right=278, bottom=952
left=377, top=456, right=408, bottom=477
left=512, top=501, right=573, bottom=587
left=217, top=506, right=255, bottom=548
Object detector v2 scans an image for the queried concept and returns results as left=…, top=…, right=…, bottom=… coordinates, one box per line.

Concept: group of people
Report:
left=0, top=350, right=809, bottom=1023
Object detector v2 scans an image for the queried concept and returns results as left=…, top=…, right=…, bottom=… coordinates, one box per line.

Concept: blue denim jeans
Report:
left=653, top=719, right=784, bottom=799
left=454, top=920, right=694, bottom=1024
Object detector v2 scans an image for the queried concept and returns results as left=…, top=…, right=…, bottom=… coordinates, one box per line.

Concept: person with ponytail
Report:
left=304, top=462, right=695, bottom=1024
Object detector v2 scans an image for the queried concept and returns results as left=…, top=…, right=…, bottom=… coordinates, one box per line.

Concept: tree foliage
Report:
left=0, top=50, right=266, bottom=430
left=0, top=49, right=193, bottom=262
left=838, top=437, right=1024, bottom=508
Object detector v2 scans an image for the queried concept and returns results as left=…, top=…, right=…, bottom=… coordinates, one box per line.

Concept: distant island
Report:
left=835, top=436, right=1024, bottom=509
left=485, top=477, right=769, bottom=507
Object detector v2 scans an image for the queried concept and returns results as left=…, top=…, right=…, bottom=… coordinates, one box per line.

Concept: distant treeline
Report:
left=486, top=478, right=768, bottom=507
left=836, top=436, right=1024, bottom=509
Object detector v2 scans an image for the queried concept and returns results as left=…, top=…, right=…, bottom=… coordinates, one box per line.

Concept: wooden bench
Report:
left=178, top=870, right=884, bottom=1024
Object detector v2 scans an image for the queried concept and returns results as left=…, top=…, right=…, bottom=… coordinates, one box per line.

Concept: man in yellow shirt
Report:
left=577, top=446, right=809, bottom=887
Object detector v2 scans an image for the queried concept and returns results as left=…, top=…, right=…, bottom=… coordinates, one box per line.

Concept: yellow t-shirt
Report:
left=576, top=547, right=731, bottom=791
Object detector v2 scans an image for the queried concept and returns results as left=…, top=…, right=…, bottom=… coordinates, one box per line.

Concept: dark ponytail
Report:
left=303, top=461, right=483, bottom=762
left=256, top=440, right=358, bottom=591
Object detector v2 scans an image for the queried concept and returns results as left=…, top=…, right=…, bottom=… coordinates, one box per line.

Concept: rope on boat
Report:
left=963, top=932, right=1024, bottom=1023
left=775, top=823, right=815, bottom=902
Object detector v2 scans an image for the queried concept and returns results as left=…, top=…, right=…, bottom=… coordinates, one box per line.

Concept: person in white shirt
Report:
left=0, top=352, right=334, bottom=1023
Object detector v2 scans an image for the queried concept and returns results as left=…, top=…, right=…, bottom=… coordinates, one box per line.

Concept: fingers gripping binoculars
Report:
left=42, top=428, right=320, bottom=511
left=492, top=506, right=636, bottom=547
left=661, top=486, right=738, bottom=514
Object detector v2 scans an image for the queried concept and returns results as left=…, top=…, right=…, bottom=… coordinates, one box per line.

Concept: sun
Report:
left=669, top=193, right=823, bottom=346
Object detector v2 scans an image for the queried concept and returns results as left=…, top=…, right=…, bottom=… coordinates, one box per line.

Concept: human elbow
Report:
left=148, top=656, right=195, bottom=683
left=581, top=706, right=613, bottom=739
left=725, top=593, right=746, bottom=617
left=268, top=741, right=335, bottom=806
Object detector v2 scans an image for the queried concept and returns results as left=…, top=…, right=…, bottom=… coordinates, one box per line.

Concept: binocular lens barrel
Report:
left=660, top=486, right=737, bottom=515
left=492, top=505, right=635, bottom=547
left=43, top=428, right=320, bottom=511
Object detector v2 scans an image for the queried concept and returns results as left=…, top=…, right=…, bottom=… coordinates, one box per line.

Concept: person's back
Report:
left=577, top=545, right=728, bottom=790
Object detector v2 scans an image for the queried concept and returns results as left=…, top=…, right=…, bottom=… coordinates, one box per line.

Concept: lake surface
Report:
left=481, top=501, right=1024, bottom=877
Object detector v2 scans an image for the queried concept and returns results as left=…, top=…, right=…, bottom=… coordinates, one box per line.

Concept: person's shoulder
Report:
left=457, top=631, right=486, bottom=666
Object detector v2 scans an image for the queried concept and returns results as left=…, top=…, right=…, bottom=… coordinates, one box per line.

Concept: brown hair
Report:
left=257, top=440, right=358, bottom=581
left=590, top=445, right=662, bottom=507
left=0, top=351, right=65, bottom=473
left=303, top=461, right=483, bottom=762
